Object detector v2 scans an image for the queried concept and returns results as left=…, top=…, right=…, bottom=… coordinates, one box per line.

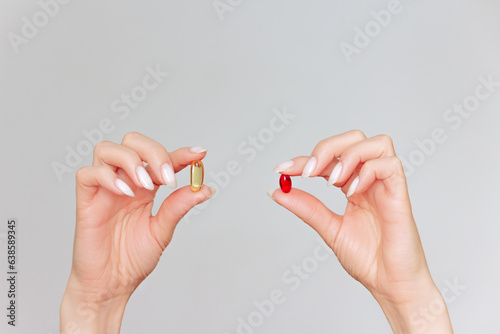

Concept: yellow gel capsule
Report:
left=190, top=160, right=204, bottom=192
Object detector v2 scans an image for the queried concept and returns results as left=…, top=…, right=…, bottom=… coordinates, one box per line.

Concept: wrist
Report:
left=60, top=277, right=131, bottom=334
left=372, top=282, right=453, bottom=334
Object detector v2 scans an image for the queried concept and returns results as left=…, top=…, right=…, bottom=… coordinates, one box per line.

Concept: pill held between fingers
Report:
left=190, top=160, right=204, bottom=192
left=279, top=174, right=292, bottom=193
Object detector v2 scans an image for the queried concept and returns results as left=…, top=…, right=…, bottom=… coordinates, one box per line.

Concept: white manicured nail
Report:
left=207, top=186, right=217, bottom=199
left=273, top=160, right=295, bottom=173
left=327, top=162, right=343, bottom=187
left=302, top=156, right=317, bottom=178
left=136, top=166, right=154, bottom=190
left=347, top=176, right=359, bottom=197
left=114, top=179, right=135, bottom=197
left=267, top=188, right=277, bottom=201
left=189, top=146, right=208, bottom=153
left=161, top=163, right=177, bottom=189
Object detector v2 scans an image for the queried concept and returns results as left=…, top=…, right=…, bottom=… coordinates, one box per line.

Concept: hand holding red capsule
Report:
left=268, top=130, right=453, bottom=333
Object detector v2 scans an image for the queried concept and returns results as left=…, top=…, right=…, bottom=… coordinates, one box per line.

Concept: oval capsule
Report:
left=190, top=160, right=204, bottom=192
left=279, top=174, right=292, bottom=193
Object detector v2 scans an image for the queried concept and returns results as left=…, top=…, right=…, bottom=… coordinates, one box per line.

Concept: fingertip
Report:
left=273, top=160, right=295, bottom=173
left=192, top=185, right=216, bottom=205
left=188, top=146, right=208, bottom=154
left=269, top=188, right=300, bottom=208
left=167, top=180, right=178, bottom=189
left=267, top=188, right=278, bottom=201
left=163, top=185, right=212, bottom=213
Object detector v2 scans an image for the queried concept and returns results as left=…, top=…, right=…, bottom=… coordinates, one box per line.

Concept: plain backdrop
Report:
left=1, top=0, right=499, bottom=333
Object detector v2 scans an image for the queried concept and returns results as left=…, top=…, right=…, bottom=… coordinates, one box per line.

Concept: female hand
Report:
left=269, top=130, right=453, bottom=333
left=60, top=132, right=215, bottom=334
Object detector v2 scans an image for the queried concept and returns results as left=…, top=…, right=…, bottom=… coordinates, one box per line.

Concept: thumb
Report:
left=151, top=185, right=215, bottom=249
left=268, top=188, right=342, bottom=246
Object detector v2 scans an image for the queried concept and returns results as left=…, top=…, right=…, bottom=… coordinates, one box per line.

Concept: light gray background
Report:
left=1, top=0, right=499, bottom=333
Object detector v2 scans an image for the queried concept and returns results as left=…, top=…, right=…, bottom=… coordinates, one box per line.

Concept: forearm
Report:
left=374, top=285, right=453, bottom=334
left=60, top=286, right=129, bottom=334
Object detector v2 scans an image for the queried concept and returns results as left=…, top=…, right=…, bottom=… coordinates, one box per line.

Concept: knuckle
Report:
left=75, top=167, right=85, bottom=181
left=391, top=156, right=404, bottom=171
left=315, top=139, right=328, bottom=151
left=75, top=166, right=89, bottom=181
left=377, top=134, right=394, bottom=146
left=96, top=165, right=110, bottom=178
left=349, top=129, right=366, bottom=140
left=122, top=132, right=142, bottom=144
left=150, top=143, right=168, bottom=156
left=93, top=140, right=111, bottom=154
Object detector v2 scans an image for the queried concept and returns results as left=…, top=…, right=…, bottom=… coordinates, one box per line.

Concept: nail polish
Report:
left=161, top=163, right=177, bottom=189
left=273, top=160, right=295, bottom=173
left=267, top=188, right=277, bottom=200
left=207, top=186, right=217, bottom=199
left=328, top=162, right=343, bottom=186
left=136, top=166, right=154, bottom=190
left=189, top=146, right=208, bottom=153
left=302, top=156, right=317, bottom=178
left=347, top=176, right=359, bottom=197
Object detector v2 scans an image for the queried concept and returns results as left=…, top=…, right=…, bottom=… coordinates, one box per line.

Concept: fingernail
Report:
left=327, top=162, right=343, bottom=187
left=161, top=163, right=177, bottom=189
left=136, top=166, right=154, bottom=190
left=267, top=188, right=277, bottom=201
left=347, top=176, right=359, bottom=197
left=189, top=146, right=208, bottom=153
left=273, top=160, right=295, bottom=173
left=207, top=186, right=217, bottom=199
left=114, top=178, right=135, bottom=197
left=302, top=156, right=317, bottom=178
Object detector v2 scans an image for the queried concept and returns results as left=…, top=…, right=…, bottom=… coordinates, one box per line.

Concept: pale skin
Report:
left=60, top=130, right=453, bottom=333
left=60, top=132, right=215, bottom=333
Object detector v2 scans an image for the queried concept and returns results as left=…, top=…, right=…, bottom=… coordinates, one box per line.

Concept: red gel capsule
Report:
left=279, top=174, right=292, bottom=193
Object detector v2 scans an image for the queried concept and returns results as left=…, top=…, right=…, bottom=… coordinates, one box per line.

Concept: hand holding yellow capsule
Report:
left=190, top=160, right=204, bottom=191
